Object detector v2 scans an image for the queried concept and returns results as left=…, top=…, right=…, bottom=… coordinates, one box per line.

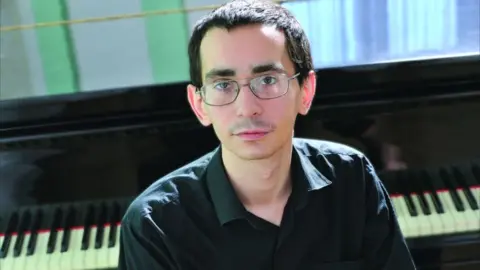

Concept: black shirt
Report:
left=118, top=138, right=416, bottom=270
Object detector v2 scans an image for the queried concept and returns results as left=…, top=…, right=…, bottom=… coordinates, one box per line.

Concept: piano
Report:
left=1, top=54, right=480, bottom=269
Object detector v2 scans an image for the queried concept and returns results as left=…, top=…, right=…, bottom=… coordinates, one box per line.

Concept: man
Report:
left=118, top=0, right=416, bottom=269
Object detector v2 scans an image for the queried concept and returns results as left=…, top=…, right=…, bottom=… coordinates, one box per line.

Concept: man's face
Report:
left=187, top=24, right=315, bottom=160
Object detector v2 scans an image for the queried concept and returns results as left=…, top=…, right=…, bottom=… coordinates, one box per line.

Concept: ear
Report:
left=187, top=84, right=212, bottom=126
left=298, top=70, right=316, bottom=115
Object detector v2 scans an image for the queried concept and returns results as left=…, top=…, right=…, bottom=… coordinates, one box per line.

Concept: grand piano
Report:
left=1, top=53, right=480, bottom=269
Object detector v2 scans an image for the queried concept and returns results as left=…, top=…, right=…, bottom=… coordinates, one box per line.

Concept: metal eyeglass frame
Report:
left=196, top=72, right=300, bottom=106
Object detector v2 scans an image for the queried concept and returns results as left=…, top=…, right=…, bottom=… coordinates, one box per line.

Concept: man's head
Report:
left=187, top=0, right=316, bottom=160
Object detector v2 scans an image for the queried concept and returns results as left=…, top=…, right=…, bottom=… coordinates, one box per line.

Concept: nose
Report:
left=235, top=84, right=263, bottom=117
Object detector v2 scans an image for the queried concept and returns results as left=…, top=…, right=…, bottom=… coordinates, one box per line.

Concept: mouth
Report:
left=234, top=130, right=270, bottom=141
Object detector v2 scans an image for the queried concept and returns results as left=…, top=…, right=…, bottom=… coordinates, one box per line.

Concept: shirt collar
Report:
left=291, top=143, right=332, bottom=209
left=206, top=143, right=332, bottom=226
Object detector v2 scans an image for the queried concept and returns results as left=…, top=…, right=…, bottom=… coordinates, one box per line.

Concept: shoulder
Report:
left=121, top=149, right=216, bottom=228
left=293, top=137, right=376, bottom=188
left=293, top=137, right=366, bottom=163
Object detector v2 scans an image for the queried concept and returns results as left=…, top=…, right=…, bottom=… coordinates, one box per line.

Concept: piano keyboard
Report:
left=0, top=199, right=130, bottom=270
left=1, top=165, right=479, bottom=270
left=383, top=164, right=480, bottom=240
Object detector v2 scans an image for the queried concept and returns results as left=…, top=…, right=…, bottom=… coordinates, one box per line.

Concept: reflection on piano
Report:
left=1, top=55, right=480, bottom=269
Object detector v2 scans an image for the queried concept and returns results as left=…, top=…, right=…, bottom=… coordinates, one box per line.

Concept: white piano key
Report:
left=71, top=228, right=85, bottom=270
left=398, top=197, right=413, bottom=236
left=400, top=196, right=421, bottom=238
left=473, top=187, right=480, bottom=231
left=457, top=189, right=480, bottom=231
left=49, top=230, right=66, bottom=270
left=60, top=229, right=74, bottom=270
left=396, top=196, right=417, bottom=238
left=0, top=234, right=5, bottom=269
left=96, top=225, right=111, bottom=269
left=2, top=234, right=17, bottom=270
left=424, top=193, right=447, bottom=235
left=84, top=226, right=97, bottom=270
left=108, top=223, right=121, bottom=268
left=35, top=231, right=51, bottom=269
left=434, top=191, right=457, bottom=234
left=471, top=186, right=480, bottom=208
left=12, top=233, right=30, bottom=270
left=411, top=194, right=433, bottom=236
left=438, top=191, right=469, bottom=233
left=24, top=234, right=38, bottom=270
left=473, top=187, right=480, bottom=201
left=391, top=196, right=408, bottom=236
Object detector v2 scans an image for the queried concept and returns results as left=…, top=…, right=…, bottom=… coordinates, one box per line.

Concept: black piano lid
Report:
left=0, top=54, right=479, bottom=270
left=1, top=54, right=479, bottom=143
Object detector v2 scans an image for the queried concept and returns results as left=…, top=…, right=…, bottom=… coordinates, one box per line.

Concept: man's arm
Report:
left=361, top=156, right=416, bottom=270
left=117, top=209, right=178, bottom=270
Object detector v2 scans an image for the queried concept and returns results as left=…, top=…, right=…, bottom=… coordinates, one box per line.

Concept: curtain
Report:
left=282, top=0, right=475, bottom=69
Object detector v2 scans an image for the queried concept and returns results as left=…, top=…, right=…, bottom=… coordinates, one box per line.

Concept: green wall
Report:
left=29, top=0, right=191, bottom=95
left=141, top=0, right=190, bottom=84
left=31, top=0, right=79, bottom=95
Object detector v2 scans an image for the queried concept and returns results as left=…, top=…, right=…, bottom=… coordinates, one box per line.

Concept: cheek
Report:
left=265, top=98, right=298, bottom=124
left=206, top=107, right=233, bottom=131
left=280, top=91, right=301, bottom=114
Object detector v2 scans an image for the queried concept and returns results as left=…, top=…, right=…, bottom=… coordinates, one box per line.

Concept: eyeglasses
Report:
left=196, top=72, right=300, bottom=106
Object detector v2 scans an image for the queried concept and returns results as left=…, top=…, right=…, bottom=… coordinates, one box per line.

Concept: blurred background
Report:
left=1, top=0, right=478, bottom=100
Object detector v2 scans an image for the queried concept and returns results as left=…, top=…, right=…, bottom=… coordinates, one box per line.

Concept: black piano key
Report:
left=397, top=172, right=418, bottom=217
left=61, top=206, right=76, bottom=253
left=409, top=172, right=431, bottom=216
left=404, top=196, right=418, bottom=217
left=81, top=204, right=95, bottom=250
left=472, top=165, right=480, bottom=184
left=0, top=216, right=6, bottom=246
left=13, top=210, right=32, bottom=257
left=27, top=209, right=43, bottom=256
left=47, top=207, right=63, bottom=254
left=465, top=165, right=480, bottom=187
left=108, top=202, right=121, bottom=248
left=95, top=203, right=108, bottom=249
left=0, top=212, right=19, bottom=258
left=439, top=169, right=465, bottom=212
left=421, top=171, right=445, bottom=214
left=453, top=167, right=479, bottom=210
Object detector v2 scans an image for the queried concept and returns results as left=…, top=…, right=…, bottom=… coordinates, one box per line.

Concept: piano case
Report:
left=1, top=55, right=480, bottom=270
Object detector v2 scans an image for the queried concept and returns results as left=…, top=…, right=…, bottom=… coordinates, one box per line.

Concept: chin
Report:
left=233, top=149, right=276, bottom=160
left=228, top=140, right=281, bottom=161
left=219, top=131, right=292, bottom=160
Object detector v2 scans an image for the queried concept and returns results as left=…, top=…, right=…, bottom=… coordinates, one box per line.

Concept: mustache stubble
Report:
left=228, top=118, right=276, bottom=134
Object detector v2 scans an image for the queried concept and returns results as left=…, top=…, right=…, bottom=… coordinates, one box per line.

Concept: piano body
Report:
left=1, top=54, right=480, bottom=270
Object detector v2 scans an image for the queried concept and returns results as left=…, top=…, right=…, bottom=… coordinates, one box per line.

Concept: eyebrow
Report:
left=251, top=63, right=287, bottom=74
left=204, top=63, right=287, bottom=81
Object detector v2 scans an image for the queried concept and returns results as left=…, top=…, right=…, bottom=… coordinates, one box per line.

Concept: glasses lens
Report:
left=201, top=73, right=292, bottom=105
left=203, top=81, right=238, bottom=106
left=250, top=73, right=289, bottom=99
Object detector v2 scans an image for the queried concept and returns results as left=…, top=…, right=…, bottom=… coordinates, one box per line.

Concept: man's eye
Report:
left=214, top=81, right=232, bottom=90
left=261, top=76, right=277, bottom=85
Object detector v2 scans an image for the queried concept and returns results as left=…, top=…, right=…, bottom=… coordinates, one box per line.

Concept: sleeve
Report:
left=361, top=156, right=417, bottom=270
left=117, top=207, right=179, bottom=270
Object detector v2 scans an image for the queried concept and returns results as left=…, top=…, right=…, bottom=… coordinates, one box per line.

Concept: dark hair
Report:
left=188, top=0, right=313, bottom=88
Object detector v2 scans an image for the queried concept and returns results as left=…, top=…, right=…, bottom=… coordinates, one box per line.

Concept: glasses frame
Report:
left=196, top=72, right=300, bottom=106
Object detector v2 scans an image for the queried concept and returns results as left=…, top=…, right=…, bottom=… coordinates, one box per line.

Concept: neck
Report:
left=222, top=140, right=293, bottom=207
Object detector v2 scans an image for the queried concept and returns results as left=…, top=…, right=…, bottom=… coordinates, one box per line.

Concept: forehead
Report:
left=199, top=24, right=293, bottom=78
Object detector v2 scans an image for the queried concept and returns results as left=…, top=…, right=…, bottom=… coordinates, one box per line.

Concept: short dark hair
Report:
left=188, top=0, right=313, bottom=88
